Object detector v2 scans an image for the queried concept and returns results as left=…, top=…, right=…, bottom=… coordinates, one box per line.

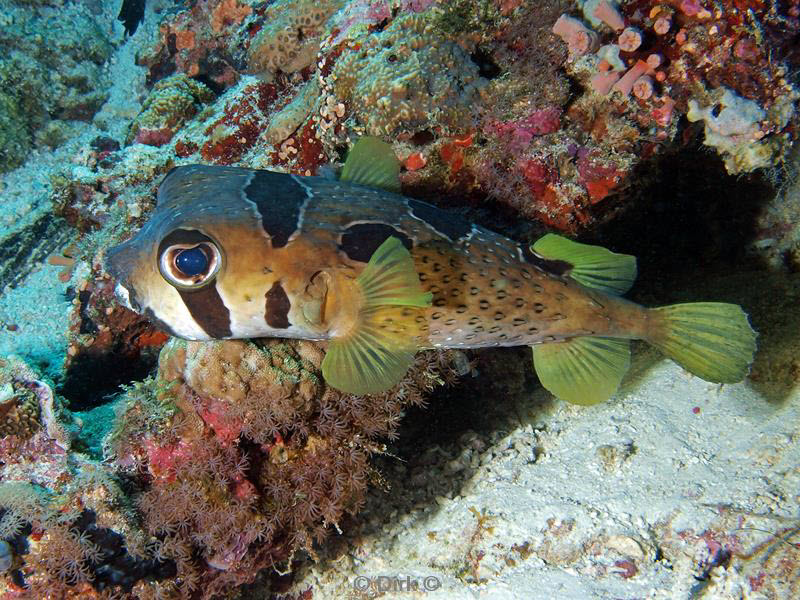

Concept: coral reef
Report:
left=327, top=10, right=487, bottom=136
left=136, top=0, right=249, bottom=89
left=60, top=267, right=167, bottom=410
left=0, top=358, right=165, bottom=598
left=687, top=87, right=783, bottom=174
left=0, top=2, right=114, bottom=171
left=108, top=340, right=459, bottom=598
left=247, top=0, right=341, bottom=78
left=466, top=0, right=800, bottom=230
left=554, top=0, right=798, bottom=177
left=0, top=1, right=798, bottom=598
left=126, top=75, right=215, bottom=147
left=0, top=342, right=458, bottom=598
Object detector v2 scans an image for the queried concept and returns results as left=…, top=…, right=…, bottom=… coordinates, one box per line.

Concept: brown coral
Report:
left=0, top=382, right=41, bottom=440
left=329, top=11, right=487, bottom=136
left=126, top=74, right=215, bottom=147
left=210, top=0, right=252, bottom=33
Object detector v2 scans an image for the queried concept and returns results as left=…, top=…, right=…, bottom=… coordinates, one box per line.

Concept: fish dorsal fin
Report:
left=321, top=237, right=431, bottom=395
left=531, top=234, right=637, bottom=295
left=532, top=337, right=630, bottom=405
left=340, top=137, right=401, bottom=193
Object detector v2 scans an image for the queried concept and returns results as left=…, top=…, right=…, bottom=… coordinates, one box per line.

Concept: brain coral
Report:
left=330, top=11, right=487, bottom=136
left=0, top=381, right=40, bottom=440
left=247, top=0, right=341, bottom=77
left=126, top=74, right=215, bottom=146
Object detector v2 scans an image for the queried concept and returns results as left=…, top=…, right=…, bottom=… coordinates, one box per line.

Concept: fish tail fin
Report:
left=646, top=302, right=756, bottom=383
left=321, top=237, right=431, bottom=395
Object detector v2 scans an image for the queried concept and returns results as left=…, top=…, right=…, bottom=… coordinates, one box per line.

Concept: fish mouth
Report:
left=104, top=240, right=142, bottom=312
left=113, top=282, right=134, bottom=311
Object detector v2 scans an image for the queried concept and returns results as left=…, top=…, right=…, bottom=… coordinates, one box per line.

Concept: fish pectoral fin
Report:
left=532, top=234, right=637, bottom=295
left=339, top=137, right=401, bottom=193
left=532, top=336, right=630, bottom=405
left=322, top=237, right=431, bottom=395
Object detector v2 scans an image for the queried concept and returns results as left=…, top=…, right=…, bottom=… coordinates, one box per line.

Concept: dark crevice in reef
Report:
left=0, top=214, right=73, bottom=292
left=75, top=510, right=177, bottom=593
left=57, top=349, right=158, bottom=412
left=589, top=143, right=773, bottom=298
left=58, top=289, right=163, bottom=411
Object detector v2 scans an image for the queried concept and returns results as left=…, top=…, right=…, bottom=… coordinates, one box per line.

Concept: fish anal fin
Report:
left=321, top=237, right=431, bottom=395
left=532, top=336, right=630, bottom=405
left=340, top=137, right=401, bottom=193
left=532, top=234, right=637, bottom=295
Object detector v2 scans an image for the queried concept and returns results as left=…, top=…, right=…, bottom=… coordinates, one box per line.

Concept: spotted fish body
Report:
left=107, top=140, right=756, bottom=404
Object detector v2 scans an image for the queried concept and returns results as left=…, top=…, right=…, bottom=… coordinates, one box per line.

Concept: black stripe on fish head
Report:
left=143, top=307, right=179, bottom=337
left=265, top=281, right=291, bottom=329
left=244, top=170, right=309, bottom=248
left=408, top=198, right=471, bottom=242
left=519, top=244, right=572, bottom=277
left=177, top=286, right=232, bottom=338
left=339, top=223, right=413, bottom=262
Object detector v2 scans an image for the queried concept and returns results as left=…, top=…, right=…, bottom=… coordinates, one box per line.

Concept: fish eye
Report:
left=159, top=241, right=222, bottom=288
left=175, top=247, right=208, bottom=276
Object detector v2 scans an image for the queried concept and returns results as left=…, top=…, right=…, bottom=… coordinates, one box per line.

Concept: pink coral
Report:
left=133, top=127, right=175, bottom=147
left=679, top=0, right=702, bottom=17
left=653, top=96, right=676, bottom=127
left=612, top=60, right=649, bottom=96
left=654, top=15, right=672, bottom=35
left=485, top=107, right=562, bottom=151
left=632, top=76, right=654, bottom=100
left=618, top=27, right=642, bottom=52
left=646, top=53, right=662, bottom=69
left=590, top=71, right=622, bottom=95
left=552, top=14, right=598, bottom=56
left=593, top=0, right=625, bottom=31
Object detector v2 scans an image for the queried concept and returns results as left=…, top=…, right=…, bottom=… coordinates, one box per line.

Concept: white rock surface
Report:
left=281, top=347, right=799, bottom=600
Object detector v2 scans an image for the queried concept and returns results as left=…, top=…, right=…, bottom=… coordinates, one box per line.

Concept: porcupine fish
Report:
left=106, top=138, right=756, bottom=404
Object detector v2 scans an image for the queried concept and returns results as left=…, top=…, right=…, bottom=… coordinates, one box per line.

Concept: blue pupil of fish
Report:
left=175, top=246, right=208, bottom=276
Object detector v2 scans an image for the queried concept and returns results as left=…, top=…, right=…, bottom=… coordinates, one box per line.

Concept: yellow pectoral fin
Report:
left=532, top=336, right=630, bottom=405
left=321, top=237, right=431, bottom=395
left=532, top=234, right=637, bottom=295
